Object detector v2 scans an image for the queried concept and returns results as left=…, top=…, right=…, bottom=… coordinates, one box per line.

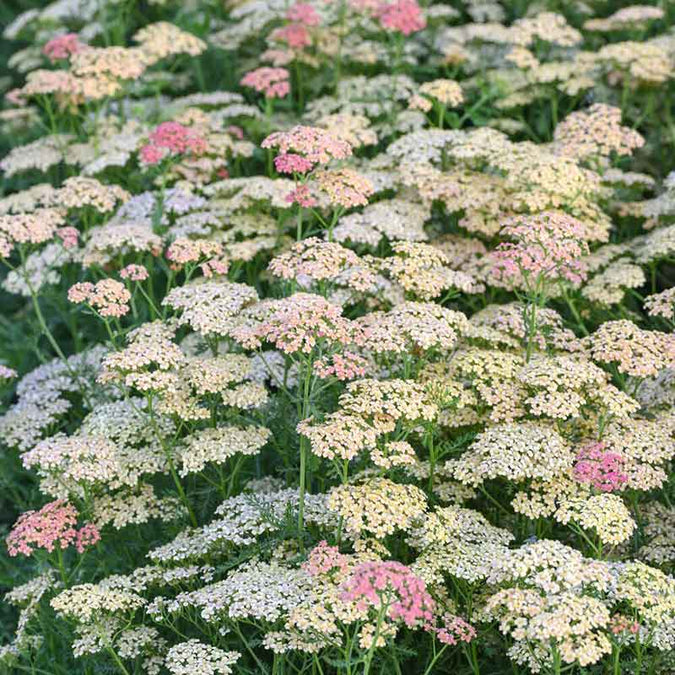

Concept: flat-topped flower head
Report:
left=584, top=320, right=675, bottom=378
left=573, top=442, right=628, bottom=493
left=240, top=67, right=290, bottom=99
left=269, top=237, right=375, bottom=290
left=7, top=500, right=99, bottom=557
left=314, top=168, right=375, bottom=208
left=491, top=211, right=590, bottom=286
left=261, top=126, right=352, bottom=168
left=43, top=33, right=84, bottom=62
left=140, top=121, right=207, bottom=165
left=231, top=292, right=361, bottom=354
left=342, top=561, right=435, bottom=627
left=287, top=2, right=321, bottom=26
left=68, top=279, right=131, bottom=318
left=376, top=0, right=426, bottom=35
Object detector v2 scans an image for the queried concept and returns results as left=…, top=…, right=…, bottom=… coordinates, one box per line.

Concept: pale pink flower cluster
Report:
left=0, top=208, right=66, bottom=258
left=240, top=67, right=290, bottom=99
left=285, top=185, right=317, bottom=207
left=573, top=442, right=628, bottom=493
left=6, top=500, right=100, bottom=557
left=140, top=121, right=207, bottom=165
left=375, top=0, right=426, bottom=36
left=427, top=614, right=477, bottom=646
left=492, top=212, right=590, bottom=286
left=287, top=3, right=321, bottom=26
left=56, top=226, right=79, bottom=249
left=68, top=279, right=131, bottom=317
left=271, top=24, right=311, bottom=50
left=120, top=264, right=149, bottom=282
left=342, top=561, right=434, bottom=627
left=43, top=33, right=84, bottom=62
left=262, top=126, right=352, bottom=168
left=314, top=351, right=368, bottom=380
left=302, top=541, right=349, bottom=577
left=275, top=154, right=314, bottom=174
left=232, top=293, right=360, bottom=353
left=315, top=168, right=375, bottom=208
left=268, top=237, right=375, bottom=290
left=165, top=238, right=222, bottom=266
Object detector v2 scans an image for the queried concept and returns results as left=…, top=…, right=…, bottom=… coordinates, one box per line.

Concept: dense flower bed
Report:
left=1, top=1, right=675, bottom=673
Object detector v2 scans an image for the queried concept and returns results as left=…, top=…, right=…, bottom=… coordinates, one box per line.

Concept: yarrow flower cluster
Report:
left=140, top=122, right=207, bottom=165
left=7, top=501, right=100, bottom=557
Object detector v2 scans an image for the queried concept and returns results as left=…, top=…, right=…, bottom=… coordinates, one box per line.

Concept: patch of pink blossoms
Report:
left=240, top=67, right=290, bottom=99
left=43, top=33, right=84, bottom=62
left=342, top=561, right=435, bottom=627
left=492, top=212, right=590, bottom=285
left=376, top=0, right=426, bottom=35
left=140, top=121, right=207, bottom=165
left=68, top=279, right=131, bottom=317
left=573, top=442, right=628, bottom=493
left=7, top=500, right=100, bottom=557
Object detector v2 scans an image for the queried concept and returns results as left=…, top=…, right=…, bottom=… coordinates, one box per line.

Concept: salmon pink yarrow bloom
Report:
left=43, top=33, right=83, bottom=62
left=287, top=2, right=321, bottom=26
left=573, top=442, right=628, bottom=493
left=492, top=212, right=590, bottom=286
left=314, top=351, right=369, bottom=380
left=270, top=23, right=311, bottom=50
left=56, top=226, right=79, bottom=249
left=315, top=168, right=375, bottom=208
left=376, top=0, right=426, bottom=35
left=262, top=125, right=352, bottom=167
left=6, top=500, right=100, bottom=557
left=342, top=561, right=435, bottom=627
left=302, top=541, right=349, bottom=577
left=140, top=122, right=207, bottom=165
left=426, top=614, right=477, bottom=646
left=286, top=185, right=317, bottom=207
left=120, top=264, right=149, bottom=281
left=240, top=67, right=290, bottom=99
left=274, top=153, right=314, bottom=174
left=68, top=279, right=131, bottom=317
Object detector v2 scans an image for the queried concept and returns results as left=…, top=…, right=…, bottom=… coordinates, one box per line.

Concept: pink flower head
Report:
left=287, top=2, right=321, bottom=26
left=426, top=614, right=477, bottom=646
left=262, top=125, right=352, bottom=167
left=314, top=351, right=368, bottom=380
left=302, top=541, right=350, bottom=577
left=165, top=238, right=222, bottom=266
left=120, top=264, right=149, bottom=282
left=6, top=500, right=100, bottom=557
left=43, top=33, right=83, bottom=62
left=285, top=185, right=317, bottom=208
left=68, top=279, right=131, bottom=317
left=270, top=23, right=312, bottom=50
left=610, top=614, right=640, bottom=635
left=140, top=122, right=207, bottom=165
left=342, top=561, right=435, bottom=627
left=491, top=212, right=590, bottom=286
left=573, top=442, right=628, bottom=493
left=226, top=125, right=244, bottom=140
left=139, top=144, right=167, bottom=165
left=200, top=257, right=230, bottom=278
left=56, top=226, right=79, bottom=249
left=231, top=292, right=360, bottom=353
left=274, top=153, right=314, bottom=174
left=376, top=0, right=426, bottom=35
left=240, top=67, right=290, bottom=99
